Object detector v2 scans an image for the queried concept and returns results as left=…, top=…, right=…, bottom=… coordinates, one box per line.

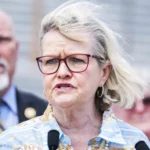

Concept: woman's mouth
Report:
left=54, top=83, right=75, bottom=92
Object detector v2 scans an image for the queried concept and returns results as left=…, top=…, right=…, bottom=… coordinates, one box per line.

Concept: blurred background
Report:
left=1, top=0, right=150, bottom=98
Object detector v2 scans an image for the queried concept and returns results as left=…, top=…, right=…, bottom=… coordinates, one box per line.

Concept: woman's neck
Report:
left=53, top=104, right=102, bottom=131
left=53, top=105, right=103, bottom=150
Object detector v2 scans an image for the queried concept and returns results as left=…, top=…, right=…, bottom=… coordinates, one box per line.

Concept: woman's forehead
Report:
left=41, top=30, right=93, bottom=54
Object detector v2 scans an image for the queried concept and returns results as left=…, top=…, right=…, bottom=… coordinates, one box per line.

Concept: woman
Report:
left=0, top=1, right=149, bottom=149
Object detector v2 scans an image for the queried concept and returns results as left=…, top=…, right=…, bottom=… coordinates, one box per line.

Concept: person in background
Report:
left=0, top=10, right=47, bottom=133
left=113, top=89, right=150, bottom=140
left=0, top=1, right=150, bottom=149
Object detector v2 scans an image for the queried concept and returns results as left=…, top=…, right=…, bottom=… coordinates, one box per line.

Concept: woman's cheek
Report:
left=43, top=77, right=52, bottom=102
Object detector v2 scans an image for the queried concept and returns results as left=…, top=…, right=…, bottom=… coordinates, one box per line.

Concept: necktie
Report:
left=0, top=99, right=6, bottom=133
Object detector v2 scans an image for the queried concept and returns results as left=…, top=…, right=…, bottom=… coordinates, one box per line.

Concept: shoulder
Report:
left=17, top=89, right=44, bottom=102
left=116, top=118, right=150, bottom=146
left=0, top=117, right=42, bottom=148
left=117, top=118, right=143, bottom=135
left=1, top=116, right=41, bottom=134
left=16, top=89, right=48, bottom=106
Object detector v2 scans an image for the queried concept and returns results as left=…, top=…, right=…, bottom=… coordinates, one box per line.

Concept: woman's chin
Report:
left=52, top=95, right=76, bottom=109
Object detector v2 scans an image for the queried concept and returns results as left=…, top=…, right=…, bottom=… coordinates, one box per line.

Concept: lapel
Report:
left=16, top=89, right=28, bottom=123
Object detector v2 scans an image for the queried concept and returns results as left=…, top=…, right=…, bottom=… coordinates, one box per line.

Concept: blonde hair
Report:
left=39, top=0, right=147, bottom=110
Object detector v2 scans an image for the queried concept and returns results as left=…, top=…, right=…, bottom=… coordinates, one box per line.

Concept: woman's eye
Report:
left=45, top=58, right=59, bottom=65
left=70, top=57, right=85, bottom=63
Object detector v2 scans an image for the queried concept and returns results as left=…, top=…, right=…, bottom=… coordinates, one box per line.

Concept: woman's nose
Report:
left=133, top=100, right=145, bottom=114
left=56, top=61, right=72, bottom=78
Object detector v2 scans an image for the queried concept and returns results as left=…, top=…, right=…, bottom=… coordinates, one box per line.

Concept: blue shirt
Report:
left=0, top=105, right=149, bottom=150
left=0, top=84, right=18, bottom=129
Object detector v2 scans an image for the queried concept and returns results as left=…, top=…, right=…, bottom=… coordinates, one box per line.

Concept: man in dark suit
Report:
left=0, top=10, right=47, bottom=132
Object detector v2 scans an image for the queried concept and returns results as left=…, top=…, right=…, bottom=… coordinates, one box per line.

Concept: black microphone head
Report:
left=48, top=130, right=59, bottom=150
left=135, top=141, right=150, bottom=150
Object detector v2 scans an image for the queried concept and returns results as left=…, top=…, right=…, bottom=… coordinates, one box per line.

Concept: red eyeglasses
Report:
left=36, top=53, right=103, bottom=75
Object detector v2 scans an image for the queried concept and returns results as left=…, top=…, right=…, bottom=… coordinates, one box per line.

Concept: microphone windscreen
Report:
left=48, top=130, right=59, bottom=150
left=135, top=141, right=150, bottom=150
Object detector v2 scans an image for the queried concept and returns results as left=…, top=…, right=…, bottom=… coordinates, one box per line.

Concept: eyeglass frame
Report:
left=36, top=53, right=104, bottom=75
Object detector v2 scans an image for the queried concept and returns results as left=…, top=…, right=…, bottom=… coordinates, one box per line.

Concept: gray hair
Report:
left=39, top=0, right=147, bottom=111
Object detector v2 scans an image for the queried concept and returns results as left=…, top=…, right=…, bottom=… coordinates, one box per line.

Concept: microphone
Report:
left=135, top=141, right=150, bottom=150
left=48, top=130, right=59, bottom=150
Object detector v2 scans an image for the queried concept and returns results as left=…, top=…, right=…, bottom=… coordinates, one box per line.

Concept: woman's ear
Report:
left=99, top=63, right=112, bottom=86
